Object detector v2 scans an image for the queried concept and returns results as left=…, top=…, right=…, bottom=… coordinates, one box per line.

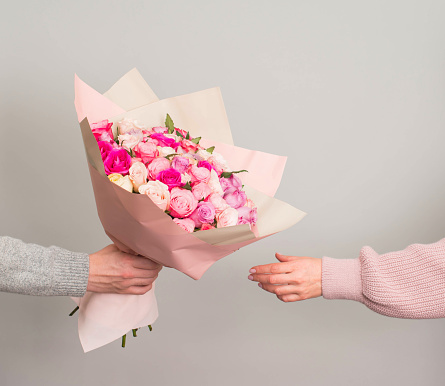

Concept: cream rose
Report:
left=129, top=161, right=148, bottom=191
left=108, top=173, right=133, bottom=193
left=139, top=181, right=170, bottom=211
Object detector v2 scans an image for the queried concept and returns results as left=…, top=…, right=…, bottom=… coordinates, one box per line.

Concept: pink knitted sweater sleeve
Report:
left=321, top=238, right=445, bottom=318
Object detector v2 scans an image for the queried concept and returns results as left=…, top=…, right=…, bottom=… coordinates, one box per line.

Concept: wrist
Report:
left=321, top=257, right=363, bottom=302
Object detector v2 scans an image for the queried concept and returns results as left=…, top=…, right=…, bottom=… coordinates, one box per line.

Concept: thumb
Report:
left=275, top=253, right=300, bottom=262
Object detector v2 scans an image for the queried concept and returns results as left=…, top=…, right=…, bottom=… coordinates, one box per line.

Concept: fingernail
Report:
left=258, top=283, right=262, bottom=288
left=249, top=269, right=256, bottom=273
left=248, top=275, right=253, bottom=281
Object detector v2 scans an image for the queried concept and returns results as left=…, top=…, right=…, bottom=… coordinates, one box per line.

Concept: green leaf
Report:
left=186, top=132, right=190, bottom=140
left=191, top=136, right=201, bottom=144
left=165, top=153, right=179, bottom=160
left=182, top=182, right=192, bottom=191
left=176, top=130, right=184, bottom=138
left=206, top=146, right=215, bottom=154
left=165, top=113, right=175, bottom=134
left=220, top=170, right=248, bottom=178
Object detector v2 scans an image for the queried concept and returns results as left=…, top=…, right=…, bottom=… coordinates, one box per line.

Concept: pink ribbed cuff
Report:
left=322, top=257, right=363, bottom=302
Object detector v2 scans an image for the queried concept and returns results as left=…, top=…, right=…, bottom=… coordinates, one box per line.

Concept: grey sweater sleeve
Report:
left=0, top=236, right=89, bottom=296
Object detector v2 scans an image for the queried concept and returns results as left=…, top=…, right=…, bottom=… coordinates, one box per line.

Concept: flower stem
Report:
left=148, top=325, right=152, bottom=331
left=69, top=306, right=79, bottom=316
left=122, top=334, right=126, bottom=348
left=132, top=329, right=138, bottom=337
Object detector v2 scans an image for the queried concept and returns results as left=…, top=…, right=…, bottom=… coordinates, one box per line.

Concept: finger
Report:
left=124, top=284, right=153, bottom=295
left=130, top=256, right=162, bottom=270
left=248, top=273, right=293, bottom=285
left=121, top=278, right=156, bottom=288
left=277, top=294, right=301, bottom=302
left=259, top=283, right=301, bottom=296
left=249, top=262, right=293, bottom=275
left=275, top=253, right=300, bottom=262
left=131, top=267, right=160, bottom=279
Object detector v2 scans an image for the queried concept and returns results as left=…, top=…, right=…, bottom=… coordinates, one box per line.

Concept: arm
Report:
left=249, top=238, right=445, bottom=319
left=0, top=236, right=89, bottom=296
left=322, top=238, right=445, bottom=318
left=0, top=237, right=162, bottom=297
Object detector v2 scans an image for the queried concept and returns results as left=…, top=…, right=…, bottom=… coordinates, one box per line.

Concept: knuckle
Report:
left=122, top=270, right=134, bottom=280
left=268, top=275, right=276, bottom=284
left=270, top=265, right=280, bottom=274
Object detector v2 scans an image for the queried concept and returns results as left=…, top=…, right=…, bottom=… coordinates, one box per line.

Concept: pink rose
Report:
left=171, top=156, right=190, bottom=174
left=245, top=199, right=255, bottom=208
left=188, top=165, right=211, bottom=184
left=201, top=223, right=215, bottom=231
left=188, top=202, right=216, bottom=228
left=198, top=160, right=216, bottom=173
left=223, top=188, right=247, bottom=209
left=147, top=157, right=171, bottom=180
left=216, top=207, right=239, bottom=228
left=98, top=141, right=114, bottom=161
left=169, top=187, right=198, bottom=218
left=237, top=206, right=257, bottom=225
left=192, top=182, right=212, bottom=201
left=91, top=120, right=114, bottom=143
left=139, top=181, right=170, bottom=211
left=152, top=126, right=168, bottom=134
left=104, top=148, right=132, bottom=176
left=156, top=168, right=183, bottom=190
left=150, top=133, right=180, bottom=150
left=205, top=193, right=230, bottom=214
left=220, top=174, right=243, bottom=191
left=129, top=161, right=148, bottom=191
left=173, top=218, right=195, bottom=233
left=134, top=139, right=159, bottom=164
left=180, top=139, right=198, bottom=153
left=175, top=128, right=188, bottom=138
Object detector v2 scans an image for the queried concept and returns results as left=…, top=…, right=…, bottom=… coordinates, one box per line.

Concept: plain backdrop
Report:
left=1, top=1, right=444, bottom=385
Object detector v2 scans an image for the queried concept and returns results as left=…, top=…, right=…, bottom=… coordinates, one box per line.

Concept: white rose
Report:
left=181, top=173, right=192, bottom=185
left=118, top=130, right=143, bottom=151
left=157, top=146, right=176, bottom=157
left=196, top=149, right=212, bottom=160
left=209, top=151, right=231, bottom=172
left=208, top=169, right=224, bottom=196
left=118, top=118, right=145, bottom=134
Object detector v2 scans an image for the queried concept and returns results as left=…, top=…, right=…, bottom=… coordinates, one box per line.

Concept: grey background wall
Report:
left=1, top=1, right=444, bottom=385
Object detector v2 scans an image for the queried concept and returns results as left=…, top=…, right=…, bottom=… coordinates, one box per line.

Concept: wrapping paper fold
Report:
left=74, top=69, right=306, bottom=352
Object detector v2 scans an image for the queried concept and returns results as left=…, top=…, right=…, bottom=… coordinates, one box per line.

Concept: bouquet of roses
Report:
left=73, top=69, right=306, bottom=352
left=95, top=114, right=257, bottom=233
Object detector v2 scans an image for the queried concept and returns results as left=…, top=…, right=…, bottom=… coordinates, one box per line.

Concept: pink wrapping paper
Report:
left=73, top=69, right=306, bottom=352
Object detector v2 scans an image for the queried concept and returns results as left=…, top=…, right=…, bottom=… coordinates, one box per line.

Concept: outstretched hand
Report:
left=248, top=253, right=322, bottom=302
left=87, top=244, right=162, bottom=295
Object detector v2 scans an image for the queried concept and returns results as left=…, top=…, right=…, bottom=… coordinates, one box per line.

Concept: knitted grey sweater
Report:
left=0, top=236, right=89, bottom=296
